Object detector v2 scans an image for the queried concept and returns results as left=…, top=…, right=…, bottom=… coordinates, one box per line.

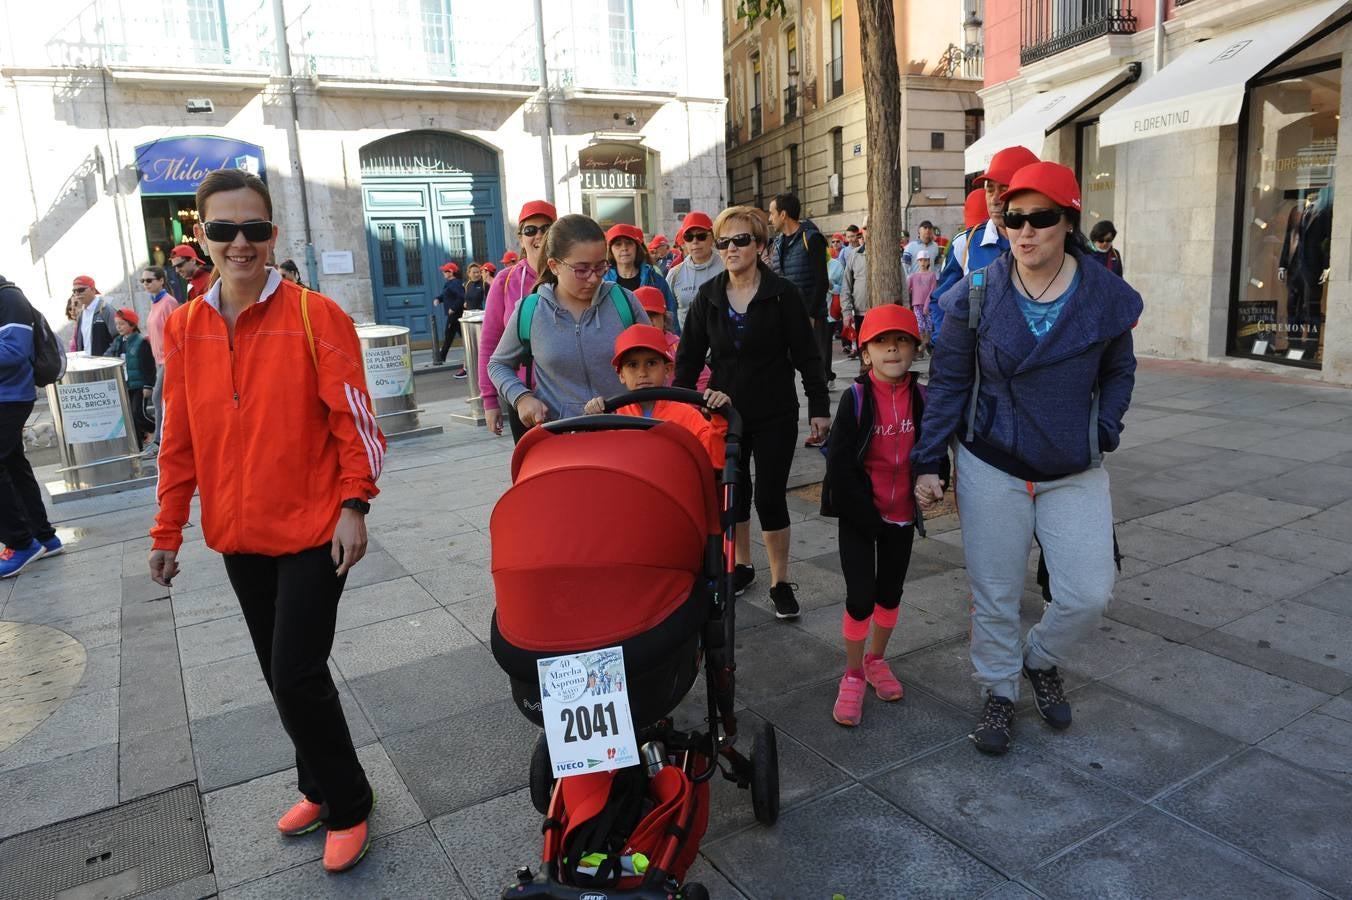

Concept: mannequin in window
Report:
left=1278, top=186, right=1333, bottom=348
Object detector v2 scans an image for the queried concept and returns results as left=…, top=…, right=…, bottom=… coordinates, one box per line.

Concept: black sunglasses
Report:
left=713, top=233, right=755, bottom=250
left=684, top=230, right=711, bottom=242
left=138, top=277, right=157, bottom=284
left=202, top=220, right=273, bottom=242
left=1002, top=209, right=1063, bottom=231
left=518, top=223, right=551, bottom=237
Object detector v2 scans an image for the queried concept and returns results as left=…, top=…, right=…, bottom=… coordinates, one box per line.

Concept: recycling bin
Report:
left=356, top=323, right=421, bottom=436
left=47, top=354, right=141, bottom=491
left=454, top=311, right=487, bottom=426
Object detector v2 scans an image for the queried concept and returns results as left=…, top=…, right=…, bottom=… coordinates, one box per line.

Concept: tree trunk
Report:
left=856, top=0, right=903, bottom=309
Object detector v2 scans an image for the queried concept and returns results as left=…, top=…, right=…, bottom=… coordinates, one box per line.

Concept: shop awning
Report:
left=964, top=67, right=1137, bottom=174
left=1099, top=0, right=1347, bottom=146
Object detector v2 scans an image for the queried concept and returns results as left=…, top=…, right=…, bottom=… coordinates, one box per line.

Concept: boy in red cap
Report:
left=819, top=304, right=944, bottom=727
left=632, top=286, right=680, bottom=383
left=583, top=324, right=728, bottom=468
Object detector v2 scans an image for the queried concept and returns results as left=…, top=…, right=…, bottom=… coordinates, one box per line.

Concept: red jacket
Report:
left=150, top=276, right=385, bottom=555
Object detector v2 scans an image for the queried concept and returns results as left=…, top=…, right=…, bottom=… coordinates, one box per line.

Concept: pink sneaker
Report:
left=833, top=672, right=866, bottom=726
left=864, top=654, right=904, bottom=701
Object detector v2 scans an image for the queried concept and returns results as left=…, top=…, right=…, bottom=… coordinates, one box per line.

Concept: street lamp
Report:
left=962, top=9, right=983, bottom=78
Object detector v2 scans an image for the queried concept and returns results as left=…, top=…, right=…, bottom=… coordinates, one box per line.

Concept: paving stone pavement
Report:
left=3, top=357, right=1352, bottom=898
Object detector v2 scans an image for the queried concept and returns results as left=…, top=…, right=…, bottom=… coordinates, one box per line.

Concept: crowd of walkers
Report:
left=0, top=138, right=1141, bottom=874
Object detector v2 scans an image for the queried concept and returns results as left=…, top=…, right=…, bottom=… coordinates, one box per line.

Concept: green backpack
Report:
left=516, top=283, right=635, bottom=384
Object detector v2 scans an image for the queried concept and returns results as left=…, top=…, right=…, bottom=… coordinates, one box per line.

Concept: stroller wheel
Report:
left=681, top=883, right=710, bottom=900
left=750, top=721, right=780, bottom=825
left=529, top=732, right=554, bottom=815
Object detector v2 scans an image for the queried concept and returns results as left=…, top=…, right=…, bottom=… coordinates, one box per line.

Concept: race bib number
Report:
left=537, top=647, right=640, bottom=777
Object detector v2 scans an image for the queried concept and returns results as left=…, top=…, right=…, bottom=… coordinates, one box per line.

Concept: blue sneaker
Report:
left=0, top=540, right=46, bottom=578
left=40, top=536, right=63, bottom=557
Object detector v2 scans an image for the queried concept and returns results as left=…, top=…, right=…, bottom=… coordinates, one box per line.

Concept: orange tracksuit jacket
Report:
left=150, top=278, right=386, bottom=555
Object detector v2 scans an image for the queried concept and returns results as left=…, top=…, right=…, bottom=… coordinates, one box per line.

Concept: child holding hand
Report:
left=819, top=305, right=946, bottom=726
left=584, top=324, right=729, bottom=469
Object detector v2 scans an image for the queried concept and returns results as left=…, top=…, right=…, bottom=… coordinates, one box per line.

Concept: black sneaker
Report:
left=768, top=582, right=800, bottom=620
left=1023, top=664, right=1072, bottom=729
left=733, top=564, right=756, bottom=596
left=970, top=694, right=1015, bottom=754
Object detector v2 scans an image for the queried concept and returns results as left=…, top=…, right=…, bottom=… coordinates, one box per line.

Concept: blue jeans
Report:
left=955, top=444, right=1116, bottom=701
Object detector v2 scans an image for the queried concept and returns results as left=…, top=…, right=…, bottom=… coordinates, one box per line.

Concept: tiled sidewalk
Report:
left=3, top=358, right=1352, bottom=898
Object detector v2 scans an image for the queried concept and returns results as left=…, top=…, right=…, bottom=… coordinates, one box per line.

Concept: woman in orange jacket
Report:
left=148, top=169, right=385, bottom=873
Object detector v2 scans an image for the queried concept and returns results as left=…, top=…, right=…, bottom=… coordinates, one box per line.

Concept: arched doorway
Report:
left=360, top=131, right=505, bottom=343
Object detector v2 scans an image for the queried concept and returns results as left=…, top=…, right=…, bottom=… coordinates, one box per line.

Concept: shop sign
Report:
left=579, top=144, right=647, bottom=191
left=364, top=344, right=414, bottom=398
left=1235, top=300, right=1278, bottom=339
left=134, top=136, right=267, bottom=196
left=57, top=379, right=127, bottom=443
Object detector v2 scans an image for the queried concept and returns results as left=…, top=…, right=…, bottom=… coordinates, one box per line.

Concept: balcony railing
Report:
left=64, top=0, right=275, bottom=70
left=751, top=104, right=763, bottom=138
left=305, top=10, right=538, bottom=85
left=829, top=55, right=844, bottom=98
left=784, top=84, right=798, bottom=121
left=1021, top=0, right=1136, bottom=65
left=551, top=26, right=677, bottom=93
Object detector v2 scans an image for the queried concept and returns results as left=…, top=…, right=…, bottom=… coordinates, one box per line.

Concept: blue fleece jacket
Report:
left=604, top=262, right=680, bottom=336
left=912, top=252, right=1142, bottom=481
left=0, top=280, right=37, bottom=403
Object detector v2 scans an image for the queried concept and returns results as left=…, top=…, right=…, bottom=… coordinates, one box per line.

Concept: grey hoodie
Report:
left=488, top=281, right=649, bottom=421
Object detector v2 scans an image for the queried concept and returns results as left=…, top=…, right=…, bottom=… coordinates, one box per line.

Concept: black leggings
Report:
left=223, top=545, right=372, bottom=829
left=439, top=314, right=462, bottom=364
left=839, top=520, right=915, bottom=623
left=734, top=416, right=798, bottom=531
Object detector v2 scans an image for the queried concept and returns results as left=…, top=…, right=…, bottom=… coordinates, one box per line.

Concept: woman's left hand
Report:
left=331, top=507, right=368, bottom=576
left=809, top=417, right=831, bottom=443
left=702, top=389, right=731, bottom=410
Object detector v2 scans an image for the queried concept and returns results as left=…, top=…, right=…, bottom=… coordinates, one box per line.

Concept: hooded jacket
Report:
left=773, top=219, right=829, bottom=318
left=603, top=262, right=680, bottom=335
left=478, top=260, right=538, bottom=413
left=487, top=281, right=649, bottom=421
left=674, top=263, right=830, bottom=426
left=0, top=279, right=37, bottom=404
left=913, top=252, right=1142, bottom=481
left=150, top=274, right=385, bottom=555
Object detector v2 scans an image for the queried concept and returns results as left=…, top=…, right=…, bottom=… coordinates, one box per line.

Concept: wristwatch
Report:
left=341, top=498, right=371, bottom=515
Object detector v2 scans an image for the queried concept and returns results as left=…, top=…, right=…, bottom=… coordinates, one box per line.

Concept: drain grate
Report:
left=0, top=784, right=210, bottom=900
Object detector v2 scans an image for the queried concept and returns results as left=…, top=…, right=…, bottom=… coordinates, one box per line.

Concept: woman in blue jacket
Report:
left=603, top=224, right=680, bottom=335
left=912, top=162, right=1142, bottom=755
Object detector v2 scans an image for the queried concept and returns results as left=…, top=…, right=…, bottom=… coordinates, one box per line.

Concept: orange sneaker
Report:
left=323, top=819, right=371, bottom=873
left=276, top=797, right=324, bottom=836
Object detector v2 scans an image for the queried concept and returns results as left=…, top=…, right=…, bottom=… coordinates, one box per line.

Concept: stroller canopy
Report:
left=492, top=421, right=720, bottom=653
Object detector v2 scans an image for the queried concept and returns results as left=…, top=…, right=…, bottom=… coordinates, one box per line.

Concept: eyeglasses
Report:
left=1002, top=209, right=1063, bottom=231
left=713, top=233, right=755, bottom=250
left=202, top=220, right=273, bottom=242
left=519, top=224, right=551, bottom=237
left=684, top=230, right=711, bottom=242
left=556, top=260, right=610, bottom=279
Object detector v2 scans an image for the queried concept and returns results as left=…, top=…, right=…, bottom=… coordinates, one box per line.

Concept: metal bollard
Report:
left=454, top=312, right=487, bottom=426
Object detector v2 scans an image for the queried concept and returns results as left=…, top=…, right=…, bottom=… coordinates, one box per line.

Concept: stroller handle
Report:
left=600, top=388, right=743, bottom=441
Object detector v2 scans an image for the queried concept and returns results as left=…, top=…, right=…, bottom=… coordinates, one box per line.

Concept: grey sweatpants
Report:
left=955, top=444, right=1116, bottom=701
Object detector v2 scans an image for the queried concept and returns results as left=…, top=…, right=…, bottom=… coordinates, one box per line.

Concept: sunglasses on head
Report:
left=519, top=223, right=551, bottom=237
left=684, top=230, right=711, bottom=242
left=1002, top=209, right=1063, bottom=231
left=714, top=233, right=754, bottom=250
left=203, top=220, right=273, bottom=242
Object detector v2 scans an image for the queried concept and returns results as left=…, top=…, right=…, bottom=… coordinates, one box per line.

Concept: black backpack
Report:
left=0, top=279, right=67, bottom=387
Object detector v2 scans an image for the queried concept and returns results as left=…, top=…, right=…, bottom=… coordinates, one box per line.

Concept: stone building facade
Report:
left=723, top=0, right=985, bottom=239
left=1, top=0, right=727, bottom=343
left=976, top=0, right=1351, bottom=384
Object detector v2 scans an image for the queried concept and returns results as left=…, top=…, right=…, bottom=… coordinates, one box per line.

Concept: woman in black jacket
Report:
left=674, top=205, right=831, bottom=620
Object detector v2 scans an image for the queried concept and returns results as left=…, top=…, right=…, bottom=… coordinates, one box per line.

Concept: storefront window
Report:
left=1233, top=66, right=1340, bottom=368
left=1077, top=120, right=1117, bottom=240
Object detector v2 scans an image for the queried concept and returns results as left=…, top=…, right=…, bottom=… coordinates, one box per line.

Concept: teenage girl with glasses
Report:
left=487, top=214, right=650, bottom=428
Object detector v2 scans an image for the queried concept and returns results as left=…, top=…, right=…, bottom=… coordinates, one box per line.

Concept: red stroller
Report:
left=490, top=389, right=779, bottom=900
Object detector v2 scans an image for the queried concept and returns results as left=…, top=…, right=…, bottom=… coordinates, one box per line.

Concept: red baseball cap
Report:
left=963, top=189, right=987, bottom=229
left=858, top=304, right=921, bottom=345
left=501, top=251, right=519, bottom=265
left=611, top=324, right=673, bottom=369
left=482, top=261, right=497, bottom=274
left=115, top=307, right=140, bottom=327
left=440, top=262, right=460, bottom=274
left=647, top=234, right=669, bottom=251
left=972, top=145, right=1040, bottom=188
left=517, top=200, right=557, bottom=224
left=72, top=275, right=97, bottom=290
left=674, top=211, right=713, bottom=245
left=170, top=243, right=204, bottom=263
left=606, top=223, right=645, bottom=246
left=633, top=286, right=667, bottom=317
left=998, top=161, right=1082, bottom=211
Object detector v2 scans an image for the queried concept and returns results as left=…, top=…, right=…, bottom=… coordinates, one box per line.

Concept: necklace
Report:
left=1015, top=253, right=1067, bottom=302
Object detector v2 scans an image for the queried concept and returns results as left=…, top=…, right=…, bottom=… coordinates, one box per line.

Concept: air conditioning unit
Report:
left=828, top=173, right=841, bottom=198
